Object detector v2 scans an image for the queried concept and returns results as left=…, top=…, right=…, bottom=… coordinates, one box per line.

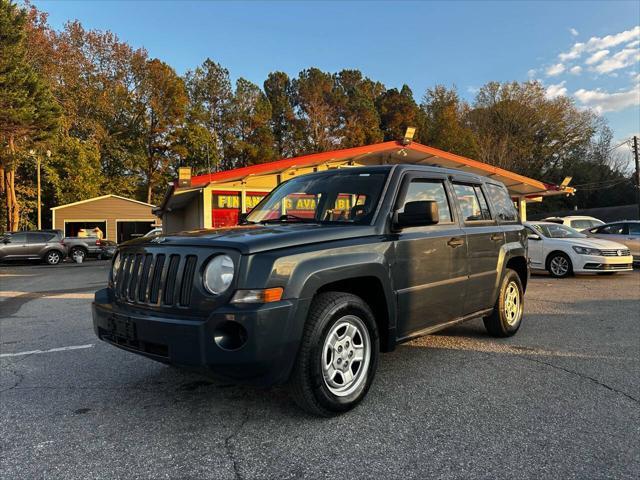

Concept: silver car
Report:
left=0, top=231, right=66, bottom=265
left=586, top=221, right=640, bottom=264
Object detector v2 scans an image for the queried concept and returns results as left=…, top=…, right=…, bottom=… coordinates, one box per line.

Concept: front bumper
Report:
left=92, top=288, right=309, bottom=386
left=572, top=254, right=634, bottom=273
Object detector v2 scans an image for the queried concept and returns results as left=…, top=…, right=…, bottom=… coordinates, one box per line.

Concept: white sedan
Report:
left=525, top=221, right=633, bottom=278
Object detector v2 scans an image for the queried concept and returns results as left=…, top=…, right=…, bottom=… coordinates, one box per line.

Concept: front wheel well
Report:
left=505, top=256, right=528, bottom=292
left=316, top=276, right=391, bottom=352
left=545, top=250, right=572, bottom=270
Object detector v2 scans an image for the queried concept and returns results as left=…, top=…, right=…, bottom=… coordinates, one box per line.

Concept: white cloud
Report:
left=558, top=25, right=640, bottom=61
left=527, top=68, right=537, bottom=79
left=546, top=63, right=566, bottom=76
left=570, top=28, right=579, bottom=37
left=594, top=48, right=640, bottom=74
left=585, top=49, right=609, bottom=65
left=574, top=87, right=640, bottom=113
left=545, top=81, right=567, bottom=99
left=569, top=65, right=582, bottom=75
left=627, top=40, right=640, bottom=48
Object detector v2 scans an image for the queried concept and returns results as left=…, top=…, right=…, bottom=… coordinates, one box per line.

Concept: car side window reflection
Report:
left=402, top=180, right=452, bottom=223
left=452, top=184, right=491, bottom=222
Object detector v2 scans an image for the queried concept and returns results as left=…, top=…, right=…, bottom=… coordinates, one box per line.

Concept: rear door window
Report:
left=401, top=179, right=453, bottom=223
left=452, top=184, right=491, bottom=222
left=8, top=233, right=27, bottom=244
left=485, top=184, right=519, bottom=222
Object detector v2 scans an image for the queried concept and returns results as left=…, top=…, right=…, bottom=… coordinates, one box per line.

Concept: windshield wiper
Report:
left=261, top=214, right=316, bottom=224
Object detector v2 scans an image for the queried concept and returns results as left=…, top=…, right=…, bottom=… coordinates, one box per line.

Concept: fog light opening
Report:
left=213, top=321, right=248, bottom=351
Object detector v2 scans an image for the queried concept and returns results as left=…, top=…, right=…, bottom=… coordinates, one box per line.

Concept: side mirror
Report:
left=394, top=200, right=439, bottom=230
left=527, top=233, right=541, bottom=241
left=238, top=213, right=248, bottom=224
left=2, top=238, right=10, bottom=244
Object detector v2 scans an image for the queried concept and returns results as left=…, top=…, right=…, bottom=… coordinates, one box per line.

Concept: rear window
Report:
left=570, top=219, right=600, bottom=230
left=486, top=184, right=518, bottom=222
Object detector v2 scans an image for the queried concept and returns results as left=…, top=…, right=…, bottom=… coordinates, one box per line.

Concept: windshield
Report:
left=245, top=170, right=388, bottom=225
left=531, top=223, right=587, bottom=239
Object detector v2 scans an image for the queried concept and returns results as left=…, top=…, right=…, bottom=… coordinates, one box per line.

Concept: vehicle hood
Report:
left=550, top=237, right=629, bottom=250
left=122, top=223, right=378, bottom=254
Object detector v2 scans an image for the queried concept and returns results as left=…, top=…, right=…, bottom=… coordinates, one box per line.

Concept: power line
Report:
left=607, top=139, right=631, bottom=153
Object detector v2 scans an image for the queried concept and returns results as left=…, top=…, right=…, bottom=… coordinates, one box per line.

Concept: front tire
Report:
left=44, top=250, right=62, bottom=265
left=547, top=252, right=572, bottom=278
left=483, top=268, right=524, bottom=337
left=289, top=292, right=379, bottom=417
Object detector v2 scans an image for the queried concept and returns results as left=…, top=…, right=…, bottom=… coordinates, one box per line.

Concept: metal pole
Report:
left=37, top=156, right=41, bottom=230
left=633, top=136, right=639, bottom=220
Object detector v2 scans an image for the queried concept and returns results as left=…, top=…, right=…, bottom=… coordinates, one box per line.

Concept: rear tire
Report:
left=483, top=268, right=524, bottom=337
left=547, top=252, right=572, bottom=278
left=44, top=250, right=62, bottom=265
left=70, top=247, right=87, bottom=262
left=289, top=292, right=379, bottom=417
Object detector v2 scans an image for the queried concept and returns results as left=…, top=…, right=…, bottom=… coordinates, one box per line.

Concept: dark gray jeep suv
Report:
left=93, top=165, right=528, bottom=415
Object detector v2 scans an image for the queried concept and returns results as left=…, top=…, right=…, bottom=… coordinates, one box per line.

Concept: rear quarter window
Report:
left=486, top=184, right=519, bottom=222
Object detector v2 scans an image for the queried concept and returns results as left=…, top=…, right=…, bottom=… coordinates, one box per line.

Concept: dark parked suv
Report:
left=0, top=230, right=66, bottom=265
left=93, top=165, right=528, bottom=415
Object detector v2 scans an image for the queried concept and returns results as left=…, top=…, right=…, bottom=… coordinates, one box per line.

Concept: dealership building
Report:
left=155, top=140, right=574, bottom=232
left=51, top=194, right=159, bottom=243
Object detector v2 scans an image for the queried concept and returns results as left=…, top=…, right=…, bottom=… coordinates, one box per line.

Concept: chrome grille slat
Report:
left=600, top=249, right=630, bottom=256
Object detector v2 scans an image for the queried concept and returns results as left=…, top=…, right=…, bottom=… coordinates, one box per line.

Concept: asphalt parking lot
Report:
left=1, top=261, right=638, bottom=479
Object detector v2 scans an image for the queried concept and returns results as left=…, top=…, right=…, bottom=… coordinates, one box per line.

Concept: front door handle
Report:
left=447, top=237, right=465, bottom=248
left=490, top=233, right=503, bottom=242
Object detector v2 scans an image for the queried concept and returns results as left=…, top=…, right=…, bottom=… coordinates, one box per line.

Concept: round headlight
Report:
left=111, top=252, right=121, bottom=282
left=203, top=255, right=234, bottom=294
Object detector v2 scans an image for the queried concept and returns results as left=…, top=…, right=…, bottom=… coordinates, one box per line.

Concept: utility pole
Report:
left=634, top=136, right=640, bottom=219
left=37, top=155, right=41, bottom=230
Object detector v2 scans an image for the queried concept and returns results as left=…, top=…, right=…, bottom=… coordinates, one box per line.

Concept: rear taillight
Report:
left=96, top=239, right=101, bottom=246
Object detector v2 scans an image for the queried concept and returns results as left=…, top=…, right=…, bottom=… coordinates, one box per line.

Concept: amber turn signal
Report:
left=231, top=287, right=284, bottom=304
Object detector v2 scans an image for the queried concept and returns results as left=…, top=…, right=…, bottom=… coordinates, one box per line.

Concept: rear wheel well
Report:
left=69, top=246, right=88, bottom=254
left=316, top=276, right=391, bottom=352
left=506, top=256, right=528, bottom=292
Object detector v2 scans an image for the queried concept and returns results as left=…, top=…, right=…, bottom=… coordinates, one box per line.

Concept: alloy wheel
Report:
left=550, top=255, right=569, bottom=277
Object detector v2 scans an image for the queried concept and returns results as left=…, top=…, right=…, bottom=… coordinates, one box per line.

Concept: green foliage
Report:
left=0, top=1, right=633, bottom=231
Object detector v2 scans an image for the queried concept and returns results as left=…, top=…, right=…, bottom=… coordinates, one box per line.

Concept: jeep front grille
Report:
left=114, top=252, right=198, bottom=307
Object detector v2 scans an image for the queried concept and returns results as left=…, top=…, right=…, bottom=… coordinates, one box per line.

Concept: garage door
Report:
left=117, top=221, right=155, bottom=244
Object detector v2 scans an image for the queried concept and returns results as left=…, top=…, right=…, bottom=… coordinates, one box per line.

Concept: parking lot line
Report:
left=0, top=344, right=94, bottom=358
left=0, top=291, right=95, bottom=299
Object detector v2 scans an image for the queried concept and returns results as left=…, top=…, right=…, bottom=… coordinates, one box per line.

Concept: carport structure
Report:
left=157, top=141, right=574, bottom=231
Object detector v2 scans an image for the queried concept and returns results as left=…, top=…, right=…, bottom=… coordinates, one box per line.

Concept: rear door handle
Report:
left=490, top=233, right=503, bottom=242
left=447, top=237, right=465, bottom=248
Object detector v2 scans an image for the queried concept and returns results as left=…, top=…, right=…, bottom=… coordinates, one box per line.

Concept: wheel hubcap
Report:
left=321, top=315, right=371, bottom=397
left=48, top=252, right=59, bottom=263
left=504, top=281, right=521, bottom=326
left=550, top=256, right=569, bottom=276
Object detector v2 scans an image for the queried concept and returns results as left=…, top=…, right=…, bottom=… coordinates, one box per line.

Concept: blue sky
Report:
left=32, top=1, right=640, bottom=146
